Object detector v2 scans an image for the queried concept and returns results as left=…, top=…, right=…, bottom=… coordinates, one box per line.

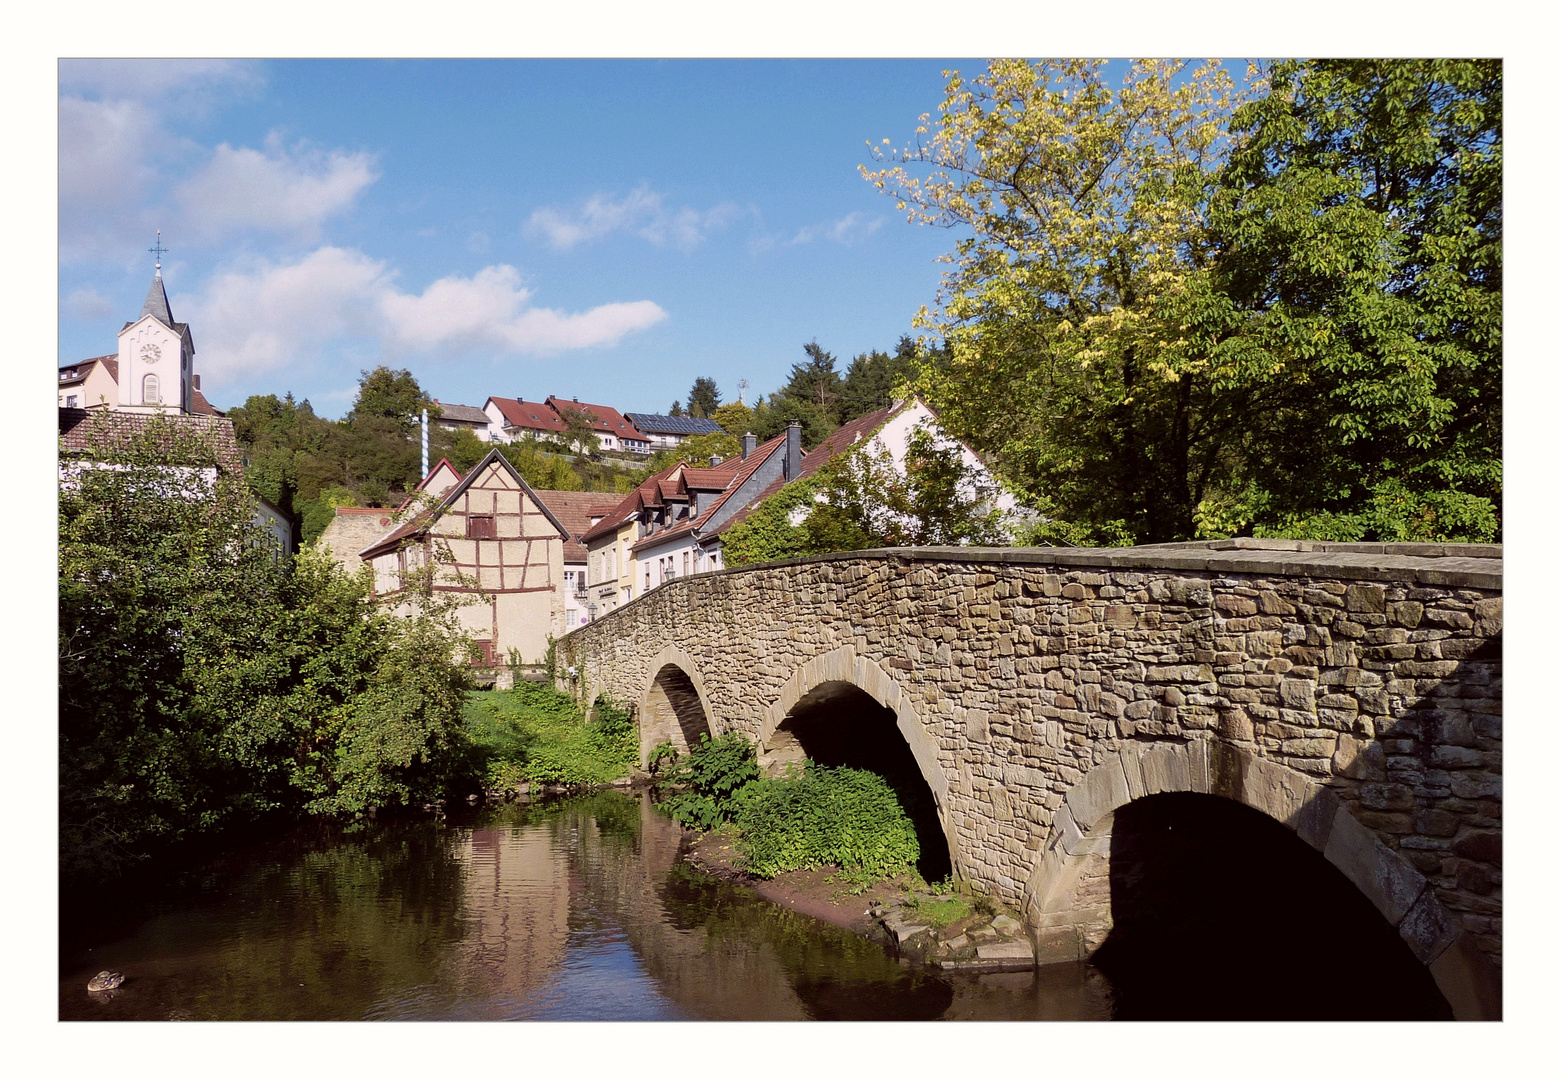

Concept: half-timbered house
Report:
left=358, top=449, right=572, bottom=670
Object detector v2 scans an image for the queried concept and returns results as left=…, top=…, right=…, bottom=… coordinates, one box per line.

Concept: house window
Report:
left=142, top=374, right=160, bottom=404
left=683, top=551, right=690, bottom=576
left=645, top=566, right=651, bottom=591
left=65, top=394, right=78, bottom=407
left=467, top=514, right=495, bottom=539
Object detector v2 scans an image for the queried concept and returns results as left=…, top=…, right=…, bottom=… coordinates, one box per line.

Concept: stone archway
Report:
left=637, top=646, right=717, bottom=763
left=757, top=645, right=963, bottom=876
left=1021, top=739, right=1500, bottom=1021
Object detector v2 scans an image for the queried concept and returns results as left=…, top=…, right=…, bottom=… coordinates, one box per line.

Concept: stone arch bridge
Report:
left=558, top=539, right=1502, bottom=1019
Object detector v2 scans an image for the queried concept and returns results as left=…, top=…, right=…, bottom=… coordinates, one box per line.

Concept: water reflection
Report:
left=60, top=792, right=1113, bottom=1021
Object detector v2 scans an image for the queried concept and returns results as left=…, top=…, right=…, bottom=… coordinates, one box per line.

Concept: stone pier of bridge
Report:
left=558, top=539, right=1502, bottom=1019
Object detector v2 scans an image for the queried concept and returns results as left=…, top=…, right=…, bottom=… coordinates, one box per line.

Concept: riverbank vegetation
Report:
left=464, top=684, right=638, bottom=791
left=652, top=734, right=924, bottom=885
left=60, top=416, right=477, bottom=884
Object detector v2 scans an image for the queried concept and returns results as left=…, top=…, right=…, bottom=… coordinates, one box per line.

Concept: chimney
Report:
left=192, top=374, right=201, bottom=390
left=709, top=455, right=723, bottom=467
left=741, top=432, right=756, bottom=459
left=784, top=420, right=801, bottom=481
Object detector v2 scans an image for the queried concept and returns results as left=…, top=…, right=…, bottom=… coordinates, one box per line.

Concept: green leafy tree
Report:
left=348, top=366, right=440, bottom=433
left=60, top=414, right=477, bottom=882
left=708, top=400, right=754, bottom=438
left=549, top=402, right=602, bottom=458
left=686, top=376, right=722, bottom=419
left=835, top=337, right=920, bottom=422
left=865, top=58, right=1500, bottom=544
left=783, top=341, right=842, bottom=413
left=1207, top=59, right=1502, bottom=541
left=864, top=59, right=1246, bottom=544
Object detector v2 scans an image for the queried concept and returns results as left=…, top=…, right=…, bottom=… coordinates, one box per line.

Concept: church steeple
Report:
left=117, top=231, right=195, bottom=414
left=140, top=271, right=175, bottom=327
left=140, top=230, right=175, bottom=327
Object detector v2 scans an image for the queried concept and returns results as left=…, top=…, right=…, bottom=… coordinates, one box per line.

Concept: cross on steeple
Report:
left=148, top=230, right=169, bottom=273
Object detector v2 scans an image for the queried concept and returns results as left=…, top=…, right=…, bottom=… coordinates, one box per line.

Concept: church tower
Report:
left=117, top=236, right=196, bottom=415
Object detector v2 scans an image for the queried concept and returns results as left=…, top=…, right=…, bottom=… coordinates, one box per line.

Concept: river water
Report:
left=60, top=790, right=1115, bottom=1021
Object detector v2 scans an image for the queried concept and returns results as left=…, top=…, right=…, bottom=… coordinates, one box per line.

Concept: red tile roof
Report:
left=58, top=354, right=118, bottom=386
left=579, top=462, right=686, bottom=544
left=488, top=396, right=568, bottom=434
left=546, top=397, right=648, bottom=441
left=629, top=432, right=789, bottom=553
left=704, top=403, right=905, bottom=539
left=58, top=407, right=245, bottom=473
left=531, top=489, right=624, bottom=563
left=191, top=388, right=224, bottom=416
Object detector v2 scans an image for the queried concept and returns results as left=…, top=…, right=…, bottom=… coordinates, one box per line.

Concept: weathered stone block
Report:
left=1138, top=741, right=1191, bottom=796
left=1064, top=755, right=1130, bottom=830
left=1397, top=889, right=1460, bottom=964
left=1322, top=807, right=1428, bottom=925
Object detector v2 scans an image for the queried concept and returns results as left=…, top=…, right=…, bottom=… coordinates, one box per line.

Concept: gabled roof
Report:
left=680, top=466, right=738, bottom=490
left=579, top=462, right=687, bottom=544
left=703, top=401, right=918, bottom=540
left=531, top=489, right=624, bottom=563
left=58, top=355, right=117, bottom=387
left=546, top=396, right=647, bottom=439
left=191, top=388, right=224, bottom=417
left=623, top=412, right=726, bottom=437
left=58, top=407, right=244, bottom=472
left=629, top=431, right=790, bottom=553
left=358, top=448, right=571, bottom=560
left=487, top=396, right=568, bottom=434
left=433, top=401, right=491, bottom=425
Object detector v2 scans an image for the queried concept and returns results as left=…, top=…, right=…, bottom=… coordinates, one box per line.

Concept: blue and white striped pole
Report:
left=421, top=408, right=429, bottom=478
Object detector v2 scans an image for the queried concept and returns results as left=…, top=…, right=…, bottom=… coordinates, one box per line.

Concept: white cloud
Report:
left=58, top=60, right=263, bottom=106
left=64, top=287, right=117, bottom=321
left=527, top=186, right=740, bottom=253
left=790, top=211, right=884, bottom=246
left=180, top=247, right=667, bottom=379
left=58, top=95, right=164, bottom=259
left=175, top=135, right=379, bottom=242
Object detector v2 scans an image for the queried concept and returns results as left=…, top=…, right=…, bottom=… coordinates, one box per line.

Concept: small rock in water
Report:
left=87, top=971, right=124, bottom=992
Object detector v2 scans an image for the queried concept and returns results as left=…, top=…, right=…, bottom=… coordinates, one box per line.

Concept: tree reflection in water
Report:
left=61, top=792, right=1112, bottom=1021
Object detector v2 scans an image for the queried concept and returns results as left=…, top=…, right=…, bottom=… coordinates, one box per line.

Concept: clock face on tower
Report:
left=141, top=343, right=161, bottom=364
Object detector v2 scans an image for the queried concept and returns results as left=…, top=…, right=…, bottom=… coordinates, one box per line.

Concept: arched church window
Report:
left=143, top=374, right=160, bottom=404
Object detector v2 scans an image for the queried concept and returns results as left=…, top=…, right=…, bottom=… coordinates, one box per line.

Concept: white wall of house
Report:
left=869, top=402, right=1022, bottom=515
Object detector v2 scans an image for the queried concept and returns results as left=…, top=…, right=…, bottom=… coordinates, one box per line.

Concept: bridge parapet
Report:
left=559, top=541, right=1501, bottom=1018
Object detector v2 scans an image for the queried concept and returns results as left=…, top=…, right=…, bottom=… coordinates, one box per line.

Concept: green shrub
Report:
left=464, top=685, right=637, bottom=789
left=735, top=764, right=920, bottom=879
left=654, top=732, right=760, bottom=830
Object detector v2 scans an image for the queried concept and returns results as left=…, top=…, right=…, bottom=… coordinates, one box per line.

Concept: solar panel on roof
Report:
left=624, top=413, right=726, bottom=436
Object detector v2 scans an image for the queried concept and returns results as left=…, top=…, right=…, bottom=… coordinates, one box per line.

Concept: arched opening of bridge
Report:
left=641, top=664, right=712, bottom=761
left=764, top=681, right=951, bottom=882
left=1088, top=793, right=1452, bottom=1020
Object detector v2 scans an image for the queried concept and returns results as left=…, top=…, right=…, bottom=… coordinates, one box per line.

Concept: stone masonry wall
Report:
left=559, top=541, right=1502, bottom=985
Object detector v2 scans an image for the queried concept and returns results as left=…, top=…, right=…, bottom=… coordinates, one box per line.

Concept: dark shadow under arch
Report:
left=767, top=681, right=952, bottom=883
left=1091, top=792, right=1452, bottom=1020
left=641, top=664, right=712, bottom=760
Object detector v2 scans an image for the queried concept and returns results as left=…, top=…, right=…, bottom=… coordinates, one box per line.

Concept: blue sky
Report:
left=59, top=59, right=984, bottom=419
